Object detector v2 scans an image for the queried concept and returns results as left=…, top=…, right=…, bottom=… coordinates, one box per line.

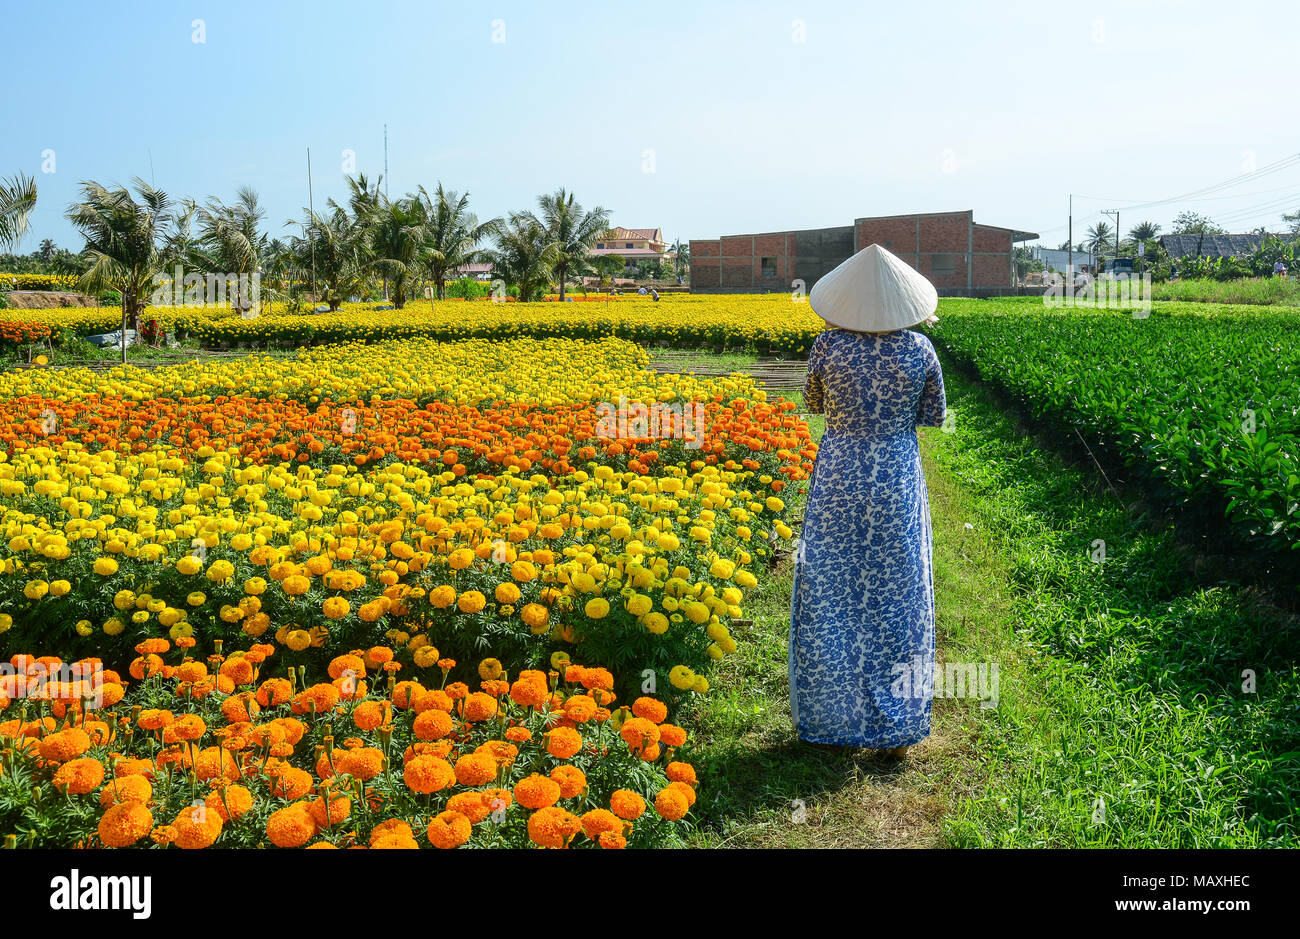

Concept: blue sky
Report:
left=5, top=0, right=1299, bottom=251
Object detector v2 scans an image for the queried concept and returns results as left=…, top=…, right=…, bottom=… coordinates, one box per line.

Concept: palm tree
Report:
left=368, top=195, right=426, bottom=309
left=288, top=204, right=369, bottom=311
left=1085, top=221, right=1114, bottom=254
left=66, top=178, right=176, bottom=354
left=592, top=254, right=625, bottom=288
left=671, top=239, right=690, bottom=280
left=1128, top=220, right=1161, bottom=243
left=417, top=184, right=500, bottom=300
left=0, top=172, right=38, bottom=251
left=529, top=188, right=610, bottom=302
left=489, top=213, right=557, bottom=302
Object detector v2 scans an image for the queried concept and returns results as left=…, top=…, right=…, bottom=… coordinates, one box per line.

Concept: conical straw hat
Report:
left=809, top=243, right=938, bottom=332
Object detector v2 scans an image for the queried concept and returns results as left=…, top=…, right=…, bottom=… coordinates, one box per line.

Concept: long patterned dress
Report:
left=789, top=327, right=947, bottom=747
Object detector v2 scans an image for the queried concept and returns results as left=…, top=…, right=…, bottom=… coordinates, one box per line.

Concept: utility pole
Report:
left=307, top=147, right=317, bottom=297
left=384, top=124, right=389, bottom=200
left=1102, top=209, right=1120, bottom=272
left=1068, top=194, right=1073, bottom=284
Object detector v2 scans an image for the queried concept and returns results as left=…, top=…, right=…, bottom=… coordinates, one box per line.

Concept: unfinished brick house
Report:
left=689, top=210, right=1038, bottom=296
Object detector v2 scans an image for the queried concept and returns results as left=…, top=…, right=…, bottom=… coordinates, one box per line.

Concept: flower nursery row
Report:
left=0, top=641, right=699, bottom=848
left=1, top=294, right=827, bottom=353
left=0, top=336, right=761, bottom=407
left=1, top=394, right=814, bottom=479
left=928, top=299, right=1300, bottom=552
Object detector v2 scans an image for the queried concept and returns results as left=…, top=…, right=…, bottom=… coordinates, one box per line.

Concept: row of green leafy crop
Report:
left=926, top=300, right=1300, bottom=554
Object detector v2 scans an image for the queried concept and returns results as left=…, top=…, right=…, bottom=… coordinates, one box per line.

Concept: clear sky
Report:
left=5, top=0, right=1299, bottom=251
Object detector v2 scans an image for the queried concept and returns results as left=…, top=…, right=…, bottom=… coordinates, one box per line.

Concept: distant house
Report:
left=591, top=227, right=671, bottom=267
left=1157, top=233, right=1283, bottom=260
left=450, top=262, right=493, bottom=280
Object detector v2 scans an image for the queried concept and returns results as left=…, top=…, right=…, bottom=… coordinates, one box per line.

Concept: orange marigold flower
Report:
left=461, top=692, right=498, bottom=722
left=206, top=784, right=254, bottom=822
left=52, top=757, right=105, bottom=795
left=619, top=717, right=660, bottom=754
left=413, top=708, right=453, bottom=741
left=550, top=765, right=587, bottom=799
left=100, top=775, right=152, bottom=808
left=666, top=779, right=697, bottom=807
left=665, top=761, right=697, bottom=786
left=545, top=726, right=583, bottom=760
left=654, top=786, right=690, bottom=821
left=39, top=727, right=91, bottom=763
left=609, top=789, right=646, bottom=820
left=256, top=678, right=293, bottom=707
left=581, top=808, right=623, bottom=841
left=509, top=676, right=549, bottom=708
left=268, top=765, right=314, bottom=800
left=266, top=803, right=317, bottom=847
left=514, top=773, right=561, bottom=810
left=658, top=723, right=688, bottom=748
left=446, top=791, right=493, bottom=825
left=631, top=696, right=669, bottom=724
left=527, top=806, right=581, bottom=849
left=598, top=830, right=628, bottom=849
left=308, top=793, right=352, bottom=827
left=403, top=755, right=455, bottom=794
left=336, top=747, right=384, bottom=781
left=369, top=818, right=414, bottom=846
left=427, top=810, right=472, bottom=849
left=193, top=746, right=240, bottom=782
left=454, top=752, right=498, bottom=787
left=98, top=801, right=153, bottom=848
left=173, top=804, right=224, bottom=848
left=353, top=700, right=391, bottom=732
left=412, top=688, right=453, bottom=713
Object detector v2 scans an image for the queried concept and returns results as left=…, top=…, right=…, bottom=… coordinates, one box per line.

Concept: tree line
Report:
left=0, top=171, right=659, bottom=331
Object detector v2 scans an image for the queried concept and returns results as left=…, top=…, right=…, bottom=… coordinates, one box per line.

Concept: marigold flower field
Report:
left=1, top=293, right=826, bottom=353
left=0, top=311, right=816, bottom=849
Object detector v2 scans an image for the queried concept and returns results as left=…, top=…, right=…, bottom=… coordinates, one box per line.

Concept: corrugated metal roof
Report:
left=1158, top=233, right=1282, bottom=258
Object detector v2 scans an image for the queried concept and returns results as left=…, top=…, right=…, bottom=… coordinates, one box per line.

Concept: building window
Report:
left=761, top=257, right=777, bottom=277
left=931, top=253, right=957, bottom=275
left=626, top=243, right=634, bottom=249
left=596, top=243, right=604, bottom=249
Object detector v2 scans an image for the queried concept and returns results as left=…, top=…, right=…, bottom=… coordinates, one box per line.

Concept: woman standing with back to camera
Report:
left=789, top=244, right=947, bottom=759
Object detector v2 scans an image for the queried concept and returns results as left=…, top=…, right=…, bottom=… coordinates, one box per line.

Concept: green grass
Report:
left=680, top=354, right=1299, bottom=848
left=1152, top=276, right=1300, bottom=306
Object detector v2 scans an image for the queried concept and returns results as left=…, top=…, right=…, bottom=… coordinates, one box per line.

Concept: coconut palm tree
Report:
left=671, top=239, right=689, bottom=280
left=288, top=204, right=370, bottom=311
left=1128, top=220, right=1161, bottom=243
left=66, top=179, right=176, bottom=355
left=416, top=184, right=500, bottom=300
left=529, top=188, right=610, bottom=302
left=0, top=172, right=38, bottom=251
left=1085, top=221, right=1114, bottom=255
left=368, top=195, right=426, bottom=309
left=489, top=213, right=557, bottom=302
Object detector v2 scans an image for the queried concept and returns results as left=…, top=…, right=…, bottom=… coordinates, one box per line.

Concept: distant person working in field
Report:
left=650, top=288, right=659, bottom=301
left=790, top=245, right=945, bottom=761
left=1274, top=260, right=1288, bottom=277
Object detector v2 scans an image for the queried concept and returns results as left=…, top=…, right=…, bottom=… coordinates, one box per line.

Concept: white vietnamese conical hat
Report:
left=809, top=243, right=938, bottom=332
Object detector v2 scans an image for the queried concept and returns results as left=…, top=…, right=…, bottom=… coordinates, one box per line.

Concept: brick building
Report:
left=689, top=210, right=1038, bottom=295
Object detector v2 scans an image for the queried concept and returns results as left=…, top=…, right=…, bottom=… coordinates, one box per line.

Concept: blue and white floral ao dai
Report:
left=789, top=327, right=947, bottom=747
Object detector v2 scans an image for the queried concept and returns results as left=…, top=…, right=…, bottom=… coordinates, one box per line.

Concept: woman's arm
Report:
left=916, top=338, right=946, bottom=427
